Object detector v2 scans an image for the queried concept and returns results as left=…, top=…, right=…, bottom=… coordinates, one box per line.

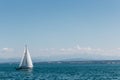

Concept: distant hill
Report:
left=0, top=58, right=20, bottom=63
left=0, top=57, right=120, bottom=63
left=61, top=58, right=88, bottom=61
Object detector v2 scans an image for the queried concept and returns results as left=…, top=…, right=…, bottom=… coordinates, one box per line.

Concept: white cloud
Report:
left=76, top=45, right=81, bottom=50
left=34, top=45, right=120, bottom=60
left=39, top=45, right=104, bottom=53
left=60, top=48, right=66, bottom=52
left=117, top=48, right=120, bottom=50
left=2, top=48, right=14, bottom=53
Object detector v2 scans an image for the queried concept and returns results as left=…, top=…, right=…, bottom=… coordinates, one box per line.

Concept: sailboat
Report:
left=17, top=45, right=33, bottom=70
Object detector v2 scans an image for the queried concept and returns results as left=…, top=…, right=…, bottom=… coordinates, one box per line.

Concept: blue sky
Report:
left=0, top=0, right=120, bottom=60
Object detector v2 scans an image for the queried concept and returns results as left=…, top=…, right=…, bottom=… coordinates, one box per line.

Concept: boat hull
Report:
left=16, top=67, right=33, bottom=70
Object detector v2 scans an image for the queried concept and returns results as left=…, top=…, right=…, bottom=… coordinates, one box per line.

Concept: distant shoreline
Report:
left=1, top=60, right=120, bottom=64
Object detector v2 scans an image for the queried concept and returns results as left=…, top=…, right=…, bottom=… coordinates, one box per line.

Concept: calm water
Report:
left=0, top=62, right=120, bottom=80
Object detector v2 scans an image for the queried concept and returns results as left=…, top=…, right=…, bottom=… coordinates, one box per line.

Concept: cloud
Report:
left=58, top=45, right=104, bottom=53
left=35, top=45, right=120, bottom=60
left=37, top=46, right=106, bottom=60
left=117, top=48, right=120, bottom=50
left=38, top=45, right=105, bottom=57
left=39, top=45, right=104, bottom=54
left=1, top=45, right=120, bottom=60
left=2, top=48, right=14, bottom=53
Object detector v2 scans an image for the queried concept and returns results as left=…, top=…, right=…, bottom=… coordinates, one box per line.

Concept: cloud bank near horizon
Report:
left=37, top=45, right=120, bottom=60
left=0, top=45, right=120, bottom=60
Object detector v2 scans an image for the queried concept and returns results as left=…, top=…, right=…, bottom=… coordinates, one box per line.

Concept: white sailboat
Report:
left=17, top=45, right=33, bottom=69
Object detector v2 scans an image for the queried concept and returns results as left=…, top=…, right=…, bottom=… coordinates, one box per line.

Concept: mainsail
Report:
left=19, top=45, right=33, bottom=69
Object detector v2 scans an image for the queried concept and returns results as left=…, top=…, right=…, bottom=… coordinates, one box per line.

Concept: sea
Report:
left=0, top=61, right=120, bottom=80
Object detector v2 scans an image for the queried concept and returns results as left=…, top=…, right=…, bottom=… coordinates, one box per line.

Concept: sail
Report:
left=19, top=45, right=33, bottom=68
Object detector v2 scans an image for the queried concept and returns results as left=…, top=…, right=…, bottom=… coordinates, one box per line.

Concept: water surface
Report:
left=0, top=62, right=120, bottom=80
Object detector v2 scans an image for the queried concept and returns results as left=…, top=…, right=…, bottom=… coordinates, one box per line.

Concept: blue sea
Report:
left=0, top=62, right=120, bottom=80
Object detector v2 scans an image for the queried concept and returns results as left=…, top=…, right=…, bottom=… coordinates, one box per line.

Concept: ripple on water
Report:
left=0, top=63, right=120, bottom=80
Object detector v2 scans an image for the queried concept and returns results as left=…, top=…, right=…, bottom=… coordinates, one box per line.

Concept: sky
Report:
left=0, top=0, right=120, bottom=60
